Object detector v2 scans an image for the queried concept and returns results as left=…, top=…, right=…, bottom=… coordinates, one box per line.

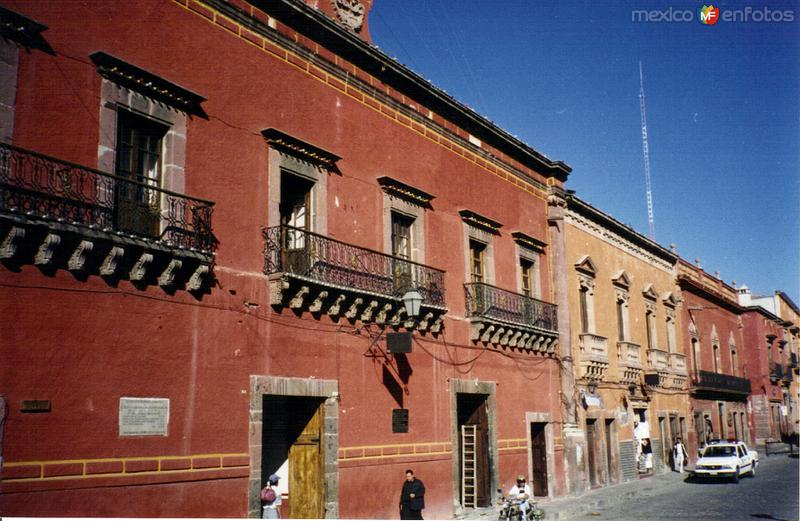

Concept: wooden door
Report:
left=288, top=402, right=324, bottom=519
left=458, top=394, right=490, bottom=508
left=530, top=423, right=548, bottom=497
left=586, top=419, right=597, bottom=486
left=604, top=419, right=614, bottom=484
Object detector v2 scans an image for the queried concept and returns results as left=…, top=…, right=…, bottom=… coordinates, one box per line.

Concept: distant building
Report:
left=564, top=194, right=690, bottom=488
left=677, top=261, right=751, bottom=457
left=738, top=288, right=798, bottom=443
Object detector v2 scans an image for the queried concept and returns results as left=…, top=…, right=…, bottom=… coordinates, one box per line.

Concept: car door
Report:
left=736, top=445, right=750, bottom=471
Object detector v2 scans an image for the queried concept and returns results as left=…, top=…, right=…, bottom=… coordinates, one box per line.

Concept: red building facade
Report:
left=738, top=289, right=793, bottom=445
left=0, top=0, right=573, bottom=517
left=677, top=261, right=751, bottom=461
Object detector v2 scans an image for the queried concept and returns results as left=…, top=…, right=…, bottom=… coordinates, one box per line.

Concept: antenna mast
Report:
left=639, top=61, right=655, bottom=240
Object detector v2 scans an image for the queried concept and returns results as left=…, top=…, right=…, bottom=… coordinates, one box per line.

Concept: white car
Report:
left=692, top=441, right=758, bottom=482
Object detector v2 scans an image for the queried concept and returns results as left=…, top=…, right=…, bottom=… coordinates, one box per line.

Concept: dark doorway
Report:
left=586, top=418, right=597, bottom=487
left=262, top=395, right=325, bottom=519
left=457, top=393, right=490, bottom=508
left=530, top=422, right=548, bottom=497
left=604, top=419, right=615, bottom=484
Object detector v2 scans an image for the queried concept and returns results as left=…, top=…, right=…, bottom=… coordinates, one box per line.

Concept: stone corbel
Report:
left=499, top=329, right=515, bottom=346
left=345, top=297, right=364, bottom=319
left=417, top=312, right=434, bottom=331
left=67, top=240, right=94, bottom=271
left=129, top=252, right=153, bottom=281
left=517, top=332, right=531, bottom=349
left=188, top=265, right=210, bottom=291
left=158, top=259, right=183, bottom=287
left=289, top=286, right=310, bottom=309
left=0, top=226, right=26, bottom=259
left=375, top=303, right=393, bottom=324
left=360, top=300, right=379, bottom=322
left=34, top=233, right=62, bottom=265
left=490, top=327, right=506, bottom=345
left=327, top=294, right=347, bottom=316
left=389, top=307, right=406, bottom=325
left=430, top=316, right=443, bottom=333
left=480, top=324, right=496, bottom=343
left=100, top=246, right=125, bottom=276
left=309, top=291, right=329, bottom=313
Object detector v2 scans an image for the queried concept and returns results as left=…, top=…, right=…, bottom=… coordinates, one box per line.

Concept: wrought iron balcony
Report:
left=464, top=282, right=558, bottom=352
left=263, top=225, right=446, bottom=332
left=0, top=143, right=215, bottom=290
left=0, top=142, right=215, bottom=252
left=692, top=370, right=751, bottom=396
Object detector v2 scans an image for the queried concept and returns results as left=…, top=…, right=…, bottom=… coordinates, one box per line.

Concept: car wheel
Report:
left=749, top=464, right=756, bottom=478
left=732, top=467, right=740, bottom=483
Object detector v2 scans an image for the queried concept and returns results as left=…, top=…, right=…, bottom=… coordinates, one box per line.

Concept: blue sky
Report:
left=369, top=0, right=799, bottom=303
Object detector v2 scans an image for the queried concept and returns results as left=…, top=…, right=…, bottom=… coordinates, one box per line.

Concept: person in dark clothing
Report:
left=399, top=469, right=425, bottom=520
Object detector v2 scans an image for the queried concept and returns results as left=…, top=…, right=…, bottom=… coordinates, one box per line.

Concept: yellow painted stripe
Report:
left=5, top=465, right=248, bottom=484
left=4, top=452, right=248, bottom=467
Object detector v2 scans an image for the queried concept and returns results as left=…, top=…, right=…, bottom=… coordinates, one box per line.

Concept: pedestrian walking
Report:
left=261, top=473, right=282, bottom=519
left=673, top=437, right=689, bottom=474
left=399, top=469, right=425, bottom=520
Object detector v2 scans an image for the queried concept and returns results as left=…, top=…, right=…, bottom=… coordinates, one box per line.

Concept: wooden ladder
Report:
left=461, top=424, right=477, bottom=508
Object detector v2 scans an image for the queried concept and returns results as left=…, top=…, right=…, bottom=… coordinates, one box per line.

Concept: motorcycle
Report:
left=497, top=490, right=545, bottom=521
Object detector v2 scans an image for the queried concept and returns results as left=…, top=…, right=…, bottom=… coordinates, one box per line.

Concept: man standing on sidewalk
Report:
left=673, top=437, right=689, bottom=474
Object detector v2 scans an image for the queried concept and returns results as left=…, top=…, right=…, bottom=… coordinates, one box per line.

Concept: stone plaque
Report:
left=119, top=397, right=169, bottom=436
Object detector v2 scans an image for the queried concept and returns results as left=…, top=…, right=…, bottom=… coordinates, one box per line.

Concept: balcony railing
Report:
left=464, top=282, right=557, bottom=331
left=616, top=341, right=642, bottom=366
left=263, top=225, right=445, bottom=306
left=0, top=142, right=215, bottom=252
left=693, top=370, right=751, bottom=395
left=647, top=348, right=670, bottom=370
left=670, top=352, right=688, bottom=374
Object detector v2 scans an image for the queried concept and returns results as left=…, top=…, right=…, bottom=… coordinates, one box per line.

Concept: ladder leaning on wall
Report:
left=461, top=424, right=477, bottom=508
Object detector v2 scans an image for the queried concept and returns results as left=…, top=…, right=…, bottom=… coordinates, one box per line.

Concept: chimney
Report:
left=737, top=285, right=751, bottom=306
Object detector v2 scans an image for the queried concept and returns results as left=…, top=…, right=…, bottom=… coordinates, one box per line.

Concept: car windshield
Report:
left=704, top=446, right=736, bottom=457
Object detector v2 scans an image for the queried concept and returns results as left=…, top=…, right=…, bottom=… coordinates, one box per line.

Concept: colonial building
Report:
left=0, top=0, right=574, bottom=517
left=564, top=194, right=690, bottom=489
left=738, top=288, right=798, bottom=444
left=677, top=261, right=751, bottom=459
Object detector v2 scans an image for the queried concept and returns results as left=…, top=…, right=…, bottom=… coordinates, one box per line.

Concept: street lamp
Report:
left=401, top=289, right=423, bottom=319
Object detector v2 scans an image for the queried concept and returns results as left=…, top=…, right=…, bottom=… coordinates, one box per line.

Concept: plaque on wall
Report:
left=392, top=408, right=409, bottom=433
left=119, top=397, right=169, bottom=436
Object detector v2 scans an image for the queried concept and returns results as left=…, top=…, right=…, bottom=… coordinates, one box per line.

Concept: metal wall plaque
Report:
left=392, top=408, right=409, bottom=433
left=20, top=399, right=51, bottom=413
left=387, top=332, right=412, bottom=353
left=119, top=397, right=169, bottom=436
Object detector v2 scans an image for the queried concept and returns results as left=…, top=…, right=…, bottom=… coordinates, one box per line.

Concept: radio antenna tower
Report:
left=638, top=61, right=655, bottom=240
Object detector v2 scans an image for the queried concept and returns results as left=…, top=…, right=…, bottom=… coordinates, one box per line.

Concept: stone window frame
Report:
left=267, top=150, right=329, bottom=234
left=728, top=332, right=738, bottom=376
left=463, top=224, right=496, bottom=285
left=710, top=325, right=721, bottom=374
left=662, top=293, right=678, bottom=353
left=0, top=39, right=19, bottom=143
left=642, top=284, right=659, bottom=350
left=516, top=244, right=541, bottom=299
left=97, top=79, right=188, bottom=206
left=689, top=320, right=701, bottom=375
left=612, top=271, right=631, bottom=342
left=575, top=255, right=598, bottom=334
left=381, top=193, right=425, bottom=264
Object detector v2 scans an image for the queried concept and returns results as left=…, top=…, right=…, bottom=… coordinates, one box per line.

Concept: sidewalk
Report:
left=458, top=470, right=688, bottom=521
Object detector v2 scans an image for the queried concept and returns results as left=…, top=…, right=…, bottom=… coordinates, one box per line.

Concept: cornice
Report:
left=677, top=275, right=743, bottom=315
left=262, top=128, right=341, bottom=169
left=247, top=0, right=571, bottom=181
left=565, top=209, right=673, bottom=274
left=377, top=176, right=434, bottom=208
